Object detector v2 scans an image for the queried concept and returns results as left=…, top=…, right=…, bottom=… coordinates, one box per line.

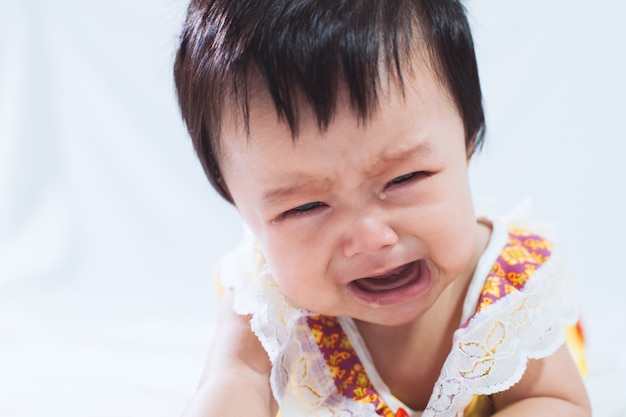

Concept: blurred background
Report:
left=0, top=0, right=624, bottom=416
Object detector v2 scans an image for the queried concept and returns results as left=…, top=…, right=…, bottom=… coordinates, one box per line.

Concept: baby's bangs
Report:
left=229, top=1, right=422, bottom=137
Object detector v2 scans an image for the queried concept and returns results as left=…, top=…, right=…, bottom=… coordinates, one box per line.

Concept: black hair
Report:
left=174, top=0, right=485, bottom=203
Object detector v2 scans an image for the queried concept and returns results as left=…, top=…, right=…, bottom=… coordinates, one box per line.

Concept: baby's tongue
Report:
left=352, top=262, right=418, bottom=293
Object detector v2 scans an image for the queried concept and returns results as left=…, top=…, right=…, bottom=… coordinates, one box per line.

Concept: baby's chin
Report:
left=297, top=298, right=434, bottom=329
left=352, top=301, right=434, bottom=328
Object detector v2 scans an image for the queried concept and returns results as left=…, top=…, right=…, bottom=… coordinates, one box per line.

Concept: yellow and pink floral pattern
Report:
left=472, top=229, right=552, bottom=317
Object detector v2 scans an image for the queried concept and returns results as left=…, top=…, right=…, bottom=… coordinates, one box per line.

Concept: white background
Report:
left=0, top=1, right=624, bottom=416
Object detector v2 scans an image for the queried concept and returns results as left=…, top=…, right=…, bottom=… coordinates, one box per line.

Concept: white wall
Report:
left=0, top=1, right=624, bottom=416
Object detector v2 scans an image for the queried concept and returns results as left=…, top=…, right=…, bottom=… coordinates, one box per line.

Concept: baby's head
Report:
left=174, top=0, right=484, bottom=202
left=174, top=0, right=487, bottom=324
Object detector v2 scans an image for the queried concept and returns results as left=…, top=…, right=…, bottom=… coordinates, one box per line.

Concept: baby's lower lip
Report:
left=347, top=260, right=431, bottom=306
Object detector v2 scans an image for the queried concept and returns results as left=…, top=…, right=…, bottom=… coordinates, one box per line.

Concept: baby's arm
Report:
left=491, top=344, right=591, bottom=416
left=181, top=290, right=277, bottom=417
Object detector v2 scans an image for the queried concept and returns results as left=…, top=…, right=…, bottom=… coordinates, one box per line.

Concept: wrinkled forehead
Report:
left=217, top=56, right=459, bottom=173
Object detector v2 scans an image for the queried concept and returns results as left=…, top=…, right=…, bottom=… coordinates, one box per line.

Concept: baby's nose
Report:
left=341, top=215, right=399, bottom=258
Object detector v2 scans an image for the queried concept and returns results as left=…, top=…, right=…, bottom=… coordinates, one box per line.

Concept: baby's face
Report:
left=220, top=66, right=481, bottom=326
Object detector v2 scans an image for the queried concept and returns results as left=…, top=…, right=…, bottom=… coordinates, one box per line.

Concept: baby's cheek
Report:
left=265, top=252, right=307, bottom=296
left=270, top=261, right=333, bottom=312
left=429, top=216, right=476, bottom=276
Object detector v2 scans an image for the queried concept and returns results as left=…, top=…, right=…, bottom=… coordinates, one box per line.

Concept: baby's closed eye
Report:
left=275, top=201, right=327, bottom=222
left=384, top=171, right=431, bottom=190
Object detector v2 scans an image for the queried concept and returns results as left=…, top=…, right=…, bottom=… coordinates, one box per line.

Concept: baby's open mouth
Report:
left=350, top=260, right=422, bottom=293
left=347, top=260, right=431, bottom=306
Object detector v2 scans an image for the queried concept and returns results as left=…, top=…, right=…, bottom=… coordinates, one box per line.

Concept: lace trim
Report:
left=423, top=250, right=578, bottom=416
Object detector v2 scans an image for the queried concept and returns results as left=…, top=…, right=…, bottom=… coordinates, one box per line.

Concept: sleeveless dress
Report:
left=218, top=217, right=585, bottom=417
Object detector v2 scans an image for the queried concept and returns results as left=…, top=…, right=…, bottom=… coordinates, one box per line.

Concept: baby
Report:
left=173, top=0, right=591, bottom=416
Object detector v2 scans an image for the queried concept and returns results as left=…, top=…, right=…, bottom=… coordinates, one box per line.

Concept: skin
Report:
left=182, top=62, right=591, bottom=416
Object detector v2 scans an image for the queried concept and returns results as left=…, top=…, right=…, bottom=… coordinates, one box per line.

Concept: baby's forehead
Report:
left=218, top=68, right=469, bottom=211
left=221, top=66, right=458, bottom=155
left=222, top=58, right=445, bottom=139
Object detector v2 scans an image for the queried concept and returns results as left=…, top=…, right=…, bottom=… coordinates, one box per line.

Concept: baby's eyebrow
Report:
left=368, top=141, right=434, bottom=174
left=378, top=142, right=433, bottom=164
left=262, top=176, right=333, bottom=205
